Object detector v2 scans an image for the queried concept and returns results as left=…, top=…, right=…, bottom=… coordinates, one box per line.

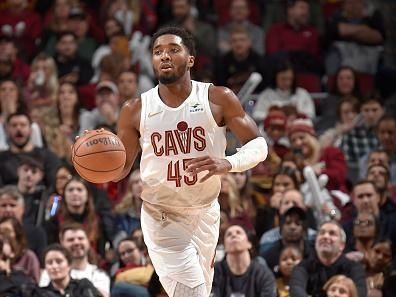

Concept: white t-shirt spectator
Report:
left=253, top=87, right=315, bottom=121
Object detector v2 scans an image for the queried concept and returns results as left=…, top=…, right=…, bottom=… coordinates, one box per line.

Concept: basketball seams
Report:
left=74, top=159, right=125, bottom=173
left=74, top=150, right=126, bottom=169
left=74, top=149, right=126, bottom=158
left=74, top=131, right=124, bottom=153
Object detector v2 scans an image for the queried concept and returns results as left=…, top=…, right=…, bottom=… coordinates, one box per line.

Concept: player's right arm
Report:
left=113, top=98, right=141, bottom=182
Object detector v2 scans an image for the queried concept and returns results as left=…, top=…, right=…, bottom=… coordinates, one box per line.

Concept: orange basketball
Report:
left=72, top=130, right=126, bottom=183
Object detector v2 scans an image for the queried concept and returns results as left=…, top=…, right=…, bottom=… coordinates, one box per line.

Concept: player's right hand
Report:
left=185, top=156, right=232, bottom=182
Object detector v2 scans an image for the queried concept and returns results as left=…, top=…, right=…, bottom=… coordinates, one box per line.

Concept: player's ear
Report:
left=187, top=55, right=195, bottom=68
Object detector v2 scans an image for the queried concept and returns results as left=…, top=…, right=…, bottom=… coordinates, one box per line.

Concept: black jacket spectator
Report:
left=24, top=223, right=48, bottom=265
left=0, top=148, right=61, bottom=188
left=54, top=32, right=93, bottom=86
left=326, top=8, right=385, bottom=46
left=289, top=254, right=367, bottom=297
left=212, top=257, right=277, bottom=297
left=42, top=278, right=103, bottom=297
left=0, top=270, right=36, bottom=297
left=55, top=54, right=93, bottom=86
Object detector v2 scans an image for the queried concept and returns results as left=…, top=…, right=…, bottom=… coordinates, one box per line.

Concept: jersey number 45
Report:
left=167, top=159, right=198, bottom=187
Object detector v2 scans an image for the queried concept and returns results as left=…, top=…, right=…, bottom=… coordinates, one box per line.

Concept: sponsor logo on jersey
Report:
left=189, top=102, right=204, bottom=113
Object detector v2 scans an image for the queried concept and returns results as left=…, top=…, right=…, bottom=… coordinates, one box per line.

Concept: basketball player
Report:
left=115, top=27, right=268, bottom=297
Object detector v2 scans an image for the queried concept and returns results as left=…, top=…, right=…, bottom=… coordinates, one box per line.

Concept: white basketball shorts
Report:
left=141, top=199, right=220, bottom=297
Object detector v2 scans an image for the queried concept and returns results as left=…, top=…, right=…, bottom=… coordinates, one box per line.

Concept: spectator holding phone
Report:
left=288, top=118, right=347, bottom=192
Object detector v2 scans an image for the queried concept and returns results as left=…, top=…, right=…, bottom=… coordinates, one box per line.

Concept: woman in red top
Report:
left=287, top=118, right=348, bottom=192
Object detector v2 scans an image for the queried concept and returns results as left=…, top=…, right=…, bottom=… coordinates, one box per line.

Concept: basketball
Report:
left=72, top=130, right=126, bottom=183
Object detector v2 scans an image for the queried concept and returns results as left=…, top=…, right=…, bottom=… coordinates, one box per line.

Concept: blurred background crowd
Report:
left=0, top=0, right=395, bottom=296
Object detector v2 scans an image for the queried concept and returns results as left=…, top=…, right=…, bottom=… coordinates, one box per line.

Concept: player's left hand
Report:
left=185, top=156, right=232, bottom=183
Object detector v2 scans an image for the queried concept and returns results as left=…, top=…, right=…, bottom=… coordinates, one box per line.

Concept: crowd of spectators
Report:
left=0, top=0, right=395, bottom=296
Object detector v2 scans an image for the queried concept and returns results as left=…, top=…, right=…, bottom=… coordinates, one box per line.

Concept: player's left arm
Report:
left=185, top=86, right=268, bottom=182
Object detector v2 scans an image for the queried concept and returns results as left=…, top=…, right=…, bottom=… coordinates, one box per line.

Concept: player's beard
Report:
left=156, top=62, right=188, bottom=85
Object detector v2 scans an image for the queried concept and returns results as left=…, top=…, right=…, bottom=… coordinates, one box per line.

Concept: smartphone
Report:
left=50, top=196, right=60, bottom=217
left=292, top=147, right=304, bottom=158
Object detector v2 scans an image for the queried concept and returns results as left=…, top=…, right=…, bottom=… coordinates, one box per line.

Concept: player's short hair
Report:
left=151, top=26, right=196, bottom=56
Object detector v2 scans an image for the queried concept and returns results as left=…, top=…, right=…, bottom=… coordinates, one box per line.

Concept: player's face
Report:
left=152, top=34, right=194, bottom=85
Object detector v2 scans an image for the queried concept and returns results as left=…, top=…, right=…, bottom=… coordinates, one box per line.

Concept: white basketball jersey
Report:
left=139, top=80, right=227, bottom=210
